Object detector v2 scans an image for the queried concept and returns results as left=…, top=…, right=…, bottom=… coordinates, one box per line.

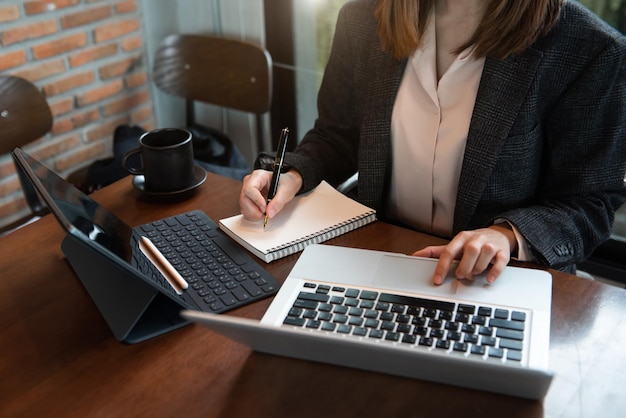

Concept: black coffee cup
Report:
left=122, top=128, right=195, bottom=192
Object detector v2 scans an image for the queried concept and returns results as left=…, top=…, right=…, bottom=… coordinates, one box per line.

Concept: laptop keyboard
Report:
left=282, top=281, right=528, bottom=365
left=133, top=210, right=279, bottom=313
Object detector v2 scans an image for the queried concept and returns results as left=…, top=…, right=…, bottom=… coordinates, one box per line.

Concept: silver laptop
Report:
left=183, top=244, right=553, bottom=399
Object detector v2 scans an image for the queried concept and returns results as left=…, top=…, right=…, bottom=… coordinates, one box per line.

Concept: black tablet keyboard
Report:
left=132, top=210, right=279, bottom=312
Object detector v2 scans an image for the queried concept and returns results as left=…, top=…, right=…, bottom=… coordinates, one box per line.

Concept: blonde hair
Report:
left=375, top=0, right=563, bottom=60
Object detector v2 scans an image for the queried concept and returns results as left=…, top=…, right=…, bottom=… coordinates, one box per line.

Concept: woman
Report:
left=240, top=0, right=626, bottom=284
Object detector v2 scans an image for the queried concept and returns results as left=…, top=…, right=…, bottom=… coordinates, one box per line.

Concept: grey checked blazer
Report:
left=278, top=0, right=626, bottom=271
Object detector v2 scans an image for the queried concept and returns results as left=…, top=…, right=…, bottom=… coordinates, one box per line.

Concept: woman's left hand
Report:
left=413, top=225, right=517, bottom=285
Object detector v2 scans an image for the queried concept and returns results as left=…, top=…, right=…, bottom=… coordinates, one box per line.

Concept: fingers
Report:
left=413, top=245, right=453, bottom=285
left=265, top=170, right=302, bottom=219
left=413, top=228, right=512, bottom=285
left=239, top=169, right=303, bottom=222
left=239, top=170, right=272, bottom=221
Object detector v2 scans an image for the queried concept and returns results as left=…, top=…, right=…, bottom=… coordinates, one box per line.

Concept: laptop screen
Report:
left=12, top=148, right=135, bottom=263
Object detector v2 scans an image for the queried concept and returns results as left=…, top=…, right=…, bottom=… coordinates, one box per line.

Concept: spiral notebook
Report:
left=219, top=181, right=376, bottom=262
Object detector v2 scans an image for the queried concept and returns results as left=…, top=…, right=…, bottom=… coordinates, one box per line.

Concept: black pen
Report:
left=264, top=127, right=289, bottom=229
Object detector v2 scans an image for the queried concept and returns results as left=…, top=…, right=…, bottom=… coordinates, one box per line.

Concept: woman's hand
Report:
left=413, top=224, right=517, bottom=285
left=239, top=169, right=303, bottom=221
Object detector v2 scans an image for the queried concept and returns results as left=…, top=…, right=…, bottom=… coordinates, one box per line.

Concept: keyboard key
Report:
left=348, top=317, right=364, bottom=326
left=306, top=320, right=321, bottom=329
left=385, top=332, right=400, bottom=341
left=293, top=300, right=318, bottom=310
left=471, top=345, right=486, bottom=355
left=297, top=292, right=330, bottom=303
left=288, top=307, right=302, bottom=317
left=489, top=348, right=504, bottom=358
left=419, top=337, right=434, bottom=347
left=333, top=314, right=349, bottom=324
left=496, top=328, right=524, bottom=341
left=348, top=307, right=364, bottom=316
left=458, top=304, right=476, bottom=314
left=369, top=329, right=384, bottom=339
left=364, top=319, right=380, bottom=328
left=333, top=305, right=348, bottom=314
left=511, top=311, right=527, bottom=322
left=318, top=312, right=332, bottom=321
left=321, top=322, right=336, bottom=331
left=494, top=309, right=509, bottom=319
left=283, top=317, right=305, bottom=326
left=379, top=293, right=455, bottom=312
left=499, top=338, right=524, bottom=351
left=489, top=318, right=525, bottom=331
left=436, top=340, right=450, bottom=350
left=353, top=327, right=367, bottom=336
left=360, top=290, right=379, bottom=300
left=453, top=342, right=467, bottom=352
left=477, top=307, right=492, bottom=316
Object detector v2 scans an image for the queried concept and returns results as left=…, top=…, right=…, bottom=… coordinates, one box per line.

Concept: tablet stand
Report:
left=61, top=233, right=189, bottom=343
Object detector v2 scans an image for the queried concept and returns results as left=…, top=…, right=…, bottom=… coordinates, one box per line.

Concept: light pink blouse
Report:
left=387, top=12, right=531, bottom=260
left=388, top=12, right=485, bottom=237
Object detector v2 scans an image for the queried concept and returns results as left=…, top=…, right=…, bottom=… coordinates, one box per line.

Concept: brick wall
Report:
left=0, top=0, right=154, bottom=229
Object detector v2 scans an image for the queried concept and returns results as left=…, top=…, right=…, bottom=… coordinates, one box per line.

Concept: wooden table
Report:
left=1, top=174, right=624, bottom=418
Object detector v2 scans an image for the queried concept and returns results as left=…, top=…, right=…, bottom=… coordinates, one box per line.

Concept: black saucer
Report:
left=132, top=165, right=207, bottom=197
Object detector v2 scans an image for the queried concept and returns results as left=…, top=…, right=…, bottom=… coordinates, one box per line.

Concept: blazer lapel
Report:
left=359, top=42, right=407, bottom=211
left=453, top=49, right=543, bottom=233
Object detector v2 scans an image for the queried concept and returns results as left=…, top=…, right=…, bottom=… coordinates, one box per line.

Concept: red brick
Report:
left=125, top=70, right=147, bottom=89
left=51, top=118, right=74, bottom=135
left=61, top=5, right=111, bottom=29
left=86, top=115, right=130, bottom=141
left=1, top=19, right=58, bottom=46
left=0, top=5, right=20, bottom=23
left=50, top=109, right=99, bottom=134
left=93, top=18, right=139, bottom=43
left=0, top=49, right=26, bottom=71
left=72, top=109, right=100, bottom=127
left=0, top=196, right=28, bottom=221
left=11, top=59, right=66, bottom=82
left=115, top=0, right=137, bottom=14
left=0, top=159, right=16, bottom=178
left=99, top=55, right=140, bottom=79
left=32, top=134, right=81, bottom=161
left=120, top=35, right=142, bottom=51
left=49, top=97, right=74, bottom=116
left=103, top=90, right=149, bottom=116
left=76, top=79, right=124, bottom=106
left=56, top=141, right=107, bottom=172
left=32, top=32, right=87, bottom=60
left=42, top=71, right=94, bottom=96
left=0, top=175, right=21, bottom=196
left=131, top=105, right=152, bottom=124
left=68, top=43, right=117, bottom=67
left=24, top=0, right=81, bottom=15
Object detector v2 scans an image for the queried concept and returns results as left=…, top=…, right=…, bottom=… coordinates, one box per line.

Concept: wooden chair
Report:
left=152, top=34, right=273, bottom=157
left=0, top=75, right=52, bottom=234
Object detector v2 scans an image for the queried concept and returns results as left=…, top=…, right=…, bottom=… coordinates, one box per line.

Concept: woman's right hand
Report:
left=239, top=169, right=303, bottom=222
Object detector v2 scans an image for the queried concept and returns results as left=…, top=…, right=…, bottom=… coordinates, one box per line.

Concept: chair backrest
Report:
left=0, top=76, right=52, bottom=235
left=152, top=34, right=273, bottom=153
left=0, top=76, right=53, bottom=155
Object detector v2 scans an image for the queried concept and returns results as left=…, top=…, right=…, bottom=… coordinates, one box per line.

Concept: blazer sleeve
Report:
left=502, top=34, right=626, bottom=268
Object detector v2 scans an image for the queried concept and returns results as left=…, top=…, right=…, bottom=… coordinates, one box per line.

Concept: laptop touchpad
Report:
left=370, top=255, right=444, bottom=292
